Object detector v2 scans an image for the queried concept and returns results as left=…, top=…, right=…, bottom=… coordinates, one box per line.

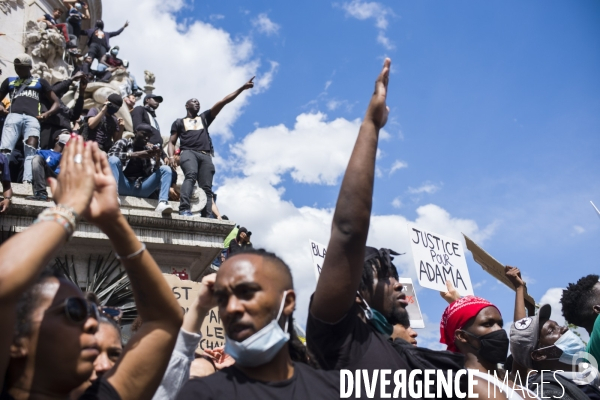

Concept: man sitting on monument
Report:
left=0, top=54, right=61, bottom=184
left=168, top=78, right=255, bottom=217
left=97, top=46, right=125, bottom=83
left=85, top=93, right=124, bottom=152
left=131, top=94, right=166, bottom=153
left=81, top=19, right=129, bottom=70
left=26, top=132, right=70, bottom=201
left=107, top=123, right=173, bottom=215
left=38, top=8, right=77, bottom=49
left=176, top=249, right=340, bottom=400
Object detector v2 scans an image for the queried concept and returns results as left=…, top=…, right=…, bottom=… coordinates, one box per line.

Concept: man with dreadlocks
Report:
left=305, top=59, right=416, bottom=399
left=561, top=274, right=600, bottom=364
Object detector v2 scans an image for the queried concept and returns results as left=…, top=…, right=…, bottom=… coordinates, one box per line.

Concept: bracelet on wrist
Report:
left=115, top=243, right=146, bottom=261
left=33, top=204, right=79, bottom=240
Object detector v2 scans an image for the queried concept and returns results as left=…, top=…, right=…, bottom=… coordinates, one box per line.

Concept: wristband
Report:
left=115, top=243, right=146, bottom=261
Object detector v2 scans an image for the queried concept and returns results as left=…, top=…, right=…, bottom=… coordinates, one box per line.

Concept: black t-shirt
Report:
left=1, top=77, right=53, bottom=117
left=90, top=29, right=106, bottom=47
left=176, top=362, right=340, bottom=400
left=306, top=301, right=414, bottom=399
left=171, top=110, right=214, bottom=152
left=123, top=157, right=146, bottom=178
left=79, top=378, right=122, bottom=400
left=86, top=107, right=118, bottom=152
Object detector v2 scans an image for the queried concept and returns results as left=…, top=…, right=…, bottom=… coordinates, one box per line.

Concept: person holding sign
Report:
left=176, top=249, right=341, bottom=399
left=305, top=59, right=415, bottom=395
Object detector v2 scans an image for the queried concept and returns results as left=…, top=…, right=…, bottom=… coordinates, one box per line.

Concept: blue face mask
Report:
left=359, top=294, right=393, bottom=336
left=224, top=291, right=290, bottom=367
left=555, top=330, right=587, bottom=364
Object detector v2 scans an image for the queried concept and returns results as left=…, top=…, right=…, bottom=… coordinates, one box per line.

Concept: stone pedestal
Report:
left=0, top=184, right=235, bottom=282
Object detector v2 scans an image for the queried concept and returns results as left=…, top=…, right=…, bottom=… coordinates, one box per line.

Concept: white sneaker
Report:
left=155, top=201, right=173, bottom=215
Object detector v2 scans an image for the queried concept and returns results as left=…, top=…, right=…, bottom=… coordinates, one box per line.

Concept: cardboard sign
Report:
left=309, top=240, right=425, bottom=328
left=398, top=278, right=425, bottom=329
left=407, top=223, right=474, bottom=296
left=309, top=239, right=327, bottom=282
left=162, top=274, right=225, bottom=351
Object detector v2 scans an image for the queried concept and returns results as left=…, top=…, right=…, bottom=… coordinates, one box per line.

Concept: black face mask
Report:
left=463, top=329, right=509, bottom=365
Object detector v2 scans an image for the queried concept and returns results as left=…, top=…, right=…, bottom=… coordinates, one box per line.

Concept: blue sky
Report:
left=108, top=0, right=600, bottom=347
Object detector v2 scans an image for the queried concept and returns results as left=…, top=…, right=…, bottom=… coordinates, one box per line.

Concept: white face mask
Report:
left=224, top=290, right=290, bottom=367
left=555, top=330, right=587, bottom=364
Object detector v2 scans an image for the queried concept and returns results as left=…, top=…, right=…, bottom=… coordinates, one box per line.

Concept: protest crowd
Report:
left=0, top=5, right=599, bottom=400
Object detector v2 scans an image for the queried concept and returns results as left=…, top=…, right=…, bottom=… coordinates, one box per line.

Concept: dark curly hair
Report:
left=359, top=247, right=400, bottom=296
left=561, top=274, right=600, bottom=328
left=235, top=248, right=321, bottom=369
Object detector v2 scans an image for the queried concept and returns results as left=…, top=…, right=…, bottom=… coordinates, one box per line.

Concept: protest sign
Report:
left=398, top=278, right=425, bottom=328
left=309, top=240, right=425, bottom=328
left=308, top=239, right=327, bottom=282
left=162, top=274, right=225, bottom=351
left=406, top=223, right=474, bottom=296
left=463, top=234, right=536, bottom=315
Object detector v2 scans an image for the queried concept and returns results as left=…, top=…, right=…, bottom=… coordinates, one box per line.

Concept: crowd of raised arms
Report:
left=0, top=7, right=599, bottom=400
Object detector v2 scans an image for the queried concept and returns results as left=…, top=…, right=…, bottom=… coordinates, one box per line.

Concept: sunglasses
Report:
left=47, top=297, right=100, bottom=324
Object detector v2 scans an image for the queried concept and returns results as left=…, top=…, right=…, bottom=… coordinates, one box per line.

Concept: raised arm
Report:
left=107, top=21, right=128, bottom=38
left=0, top=136, right=95, bottom=388
left=310, top=59, right=391, bottom=323
left=505, top=266, right=527, bottom=321
left=83, top=145, right=183, bottom=400
left=210, top=77, right=254, bottom=118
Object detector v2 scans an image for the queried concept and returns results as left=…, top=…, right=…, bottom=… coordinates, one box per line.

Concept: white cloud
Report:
left=392, top=197, right=402, bottom=208
left=324, top=80, right=333, bottom=91
left=102, top=0, right=277, bottom=141
left=377, top=31, right=395, bottom=50
left=539, top=288, right=590, bottom=342
left=573, top=225, right=586, bottom=235
left=217, top=110, right=496, bottom=328
left=229, top=112, right=362, bottom=185
left=340, top=0, right=390, bottom=29
left=389, top=159, right=407, bottom=175
left=209, top=14, right=225, bottom=21
left=338, top=0, right=394, bottom=49
left=252, top=13, right=281, bottom=36
left=408, top=182, right=440, bottom=195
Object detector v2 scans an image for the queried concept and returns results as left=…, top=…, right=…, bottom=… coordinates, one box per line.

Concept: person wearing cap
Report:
left=226, top=227, right=253, bottom=257
left=0, top=153, right=13, bottom=213
left=0, top=54, right=61, bottom=184
left=168, top=77, right=255, bottom=217
left=97, top=46, right=125, bottom=83
left=86, top=93, right=125, bottom=152
left=107, top=123, right=174, bottom=215
left=132, top=93, right=167, bottom=156
left=26, top=132, right=70, bottom=201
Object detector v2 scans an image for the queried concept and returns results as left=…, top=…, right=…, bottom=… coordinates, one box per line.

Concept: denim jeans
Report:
left=179, top=150, right=214, bottom=216
left=108, top=156, right=172, bottom=201
left=31, top=154, right=57, bottom=194
left=0, top=113, right=40, bottom=182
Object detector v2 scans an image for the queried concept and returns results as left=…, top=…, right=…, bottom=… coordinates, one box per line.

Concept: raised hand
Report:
left=48, top=135, right=95, bottom=215
left=365, top=58, right=390, bottom=130
left=440, top=279, right=461, bottom=304
left=197, top=273, right=218, bottom=311
left=81, top=142, right=121, bottom=227
left=242, top=76, right=255, bottom=91
left=505, top=265, right=525, bottom=288
left=204, top=347, right=235, bottom=370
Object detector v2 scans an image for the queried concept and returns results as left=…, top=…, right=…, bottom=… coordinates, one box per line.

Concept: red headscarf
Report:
left=440, top=296, right=500, bottom=352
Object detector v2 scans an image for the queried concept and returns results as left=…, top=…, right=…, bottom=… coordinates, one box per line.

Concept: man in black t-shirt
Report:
left=176, top=250, right=341, bottom=400
left=0, top=54, right=60, bottom=184
left=86, top=93, right=124, bottom=152
left=131, top=93, right=166, bottom=153
left=306, top=59, right=414, bottom=400
left=168, top=77, right=254, bottom=217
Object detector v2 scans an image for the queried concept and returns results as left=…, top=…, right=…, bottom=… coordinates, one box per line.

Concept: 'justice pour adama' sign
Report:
left=406, top=223, right=474, bottom=296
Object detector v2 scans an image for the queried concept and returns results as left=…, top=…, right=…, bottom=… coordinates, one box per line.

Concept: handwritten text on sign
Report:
left=163, top=274, right=225, bottom=352
left=309, top=239, right=327, bottom=282
left=406, top=224, right=474, bottom=296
